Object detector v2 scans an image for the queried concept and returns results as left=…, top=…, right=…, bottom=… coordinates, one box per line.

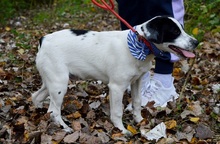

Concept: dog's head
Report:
left=141, top=16, right=199, bottom=58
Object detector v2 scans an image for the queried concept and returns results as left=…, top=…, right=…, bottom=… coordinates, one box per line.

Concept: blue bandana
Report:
left=127, top=27, right=171, bottom=61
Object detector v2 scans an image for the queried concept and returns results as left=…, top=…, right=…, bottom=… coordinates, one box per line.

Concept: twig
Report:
left=178, top=58, right=196, bottom=103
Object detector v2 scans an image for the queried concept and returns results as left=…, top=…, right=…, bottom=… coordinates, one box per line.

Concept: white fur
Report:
left=32, top=16, right=197, bottom=135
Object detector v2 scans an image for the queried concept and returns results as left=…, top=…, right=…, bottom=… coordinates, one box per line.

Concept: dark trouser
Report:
left=117, top=0, right=175, bottom=74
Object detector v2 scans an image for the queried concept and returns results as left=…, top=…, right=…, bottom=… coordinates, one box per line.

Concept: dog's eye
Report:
left=173, top=29, right=180, bottom=35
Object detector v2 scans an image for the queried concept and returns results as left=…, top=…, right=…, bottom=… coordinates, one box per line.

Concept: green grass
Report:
left=1, top=0, right=219, bottom=41
left=185, top=0, right=220, bottom=41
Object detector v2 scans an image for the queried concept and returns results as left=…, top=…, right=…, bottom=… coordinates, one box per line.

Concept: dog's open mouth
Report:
left=169, top=45, right=195, bottom=58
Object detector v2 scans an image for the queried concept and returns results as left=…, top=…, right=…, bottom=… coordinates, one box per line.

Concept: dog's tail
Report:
left=38, top=36, right=45, bottom=50
left=32, top=83, right=49, bottom=108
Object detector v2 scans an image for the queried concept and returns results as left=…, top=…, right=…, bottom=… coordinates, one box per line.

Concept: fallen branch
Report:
left=178, top=57, right=196, bottom=103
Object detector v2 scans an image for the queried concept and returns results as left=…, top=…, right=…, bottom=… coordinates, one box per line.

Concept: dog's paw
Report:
left=134, top=115, right=143, bottom=123
left=63, top=127, right=73, bottom=133
left=122, top=129, right=132, bottom=137
left=33, top=101, right=43, bottom=108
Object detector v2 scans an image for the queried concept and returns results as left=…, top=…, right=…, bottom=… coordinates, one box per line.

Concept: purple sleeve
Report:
left=172, top=0, right=185, bottom=25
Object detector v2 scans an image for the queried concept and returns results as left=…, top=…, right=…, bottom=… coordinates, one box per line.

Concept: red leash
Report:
left=91, top=0, right=154, bottom=53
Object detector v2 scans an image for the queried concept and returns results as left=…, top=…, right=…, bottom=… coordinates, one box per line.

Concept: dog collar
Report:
left=127, top=27, right=155, bottom=61
left=127, top=27, right=170, bottom=61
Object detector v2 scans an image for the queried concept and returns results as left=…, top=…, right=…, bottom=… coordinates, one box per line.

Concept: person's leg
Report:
left=141, top=0, right=185, bottom=107
left=117, top=0, right=184, bottom=107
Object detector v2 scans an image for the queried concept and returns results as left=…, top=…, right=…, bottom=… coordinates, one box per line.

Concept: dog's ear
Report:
left=145, top=17, right=165, bottom=44
left=145, top=16, right=182, bottom=44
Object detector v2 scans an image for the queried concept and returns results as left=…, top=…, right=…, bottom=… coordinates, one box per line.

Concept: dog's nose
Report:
left=191, top=39, right=199, bottom=48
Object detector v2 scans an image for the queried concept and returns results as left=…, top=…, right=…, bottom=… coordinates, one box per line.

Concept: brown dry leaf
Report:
left=111, top=132, right=124, bottom=139
left=17, top=48, right=25, bottom=55
left=190, top=137, right=198, bottom=143
left=89, top=100, right=101, bottom=109
left=13, top=106, right=26, bottom=115
left=41, top=133, right=52, bottom=144
left=41, top=112, right=52, bottom=121
left=165, top=119, right=177, bottom=129
left=86, top=110, right=96, bottom=119
left=38, top=120, right=48, bottom=131
left=103, top=120, right=114, bottom=132
left=201, top=78, right=209, bottom=85
left=0, top=67, right=6, bottom=76
left=52, top=131, right=66, bottom=142
left=114, top=141, right=124, bottom=144
left=79, top=133, right=102, bottom=144
left=66, top=111, right=81, bottom=119
left=71, top=120, right=81, bottom=131
left=195, top=123, right=214, bottom=139
left=188, top=101, right=202, bottom=116
left=191, top=77, right=201, bottom=85
left=84, top=84, right=102, bottom=96
left=173, top=68, right=181, bottom=76
left=27, top=131, right=42, bottom=143
left=63, top=131, right=79, bottom=143
left=97, top=131, right=110, bottom=143
left=176, top=130, right=194, bottom=142
left=72, top=99, right=83, bottom=109
left=5, top=26, right=11, bottom=31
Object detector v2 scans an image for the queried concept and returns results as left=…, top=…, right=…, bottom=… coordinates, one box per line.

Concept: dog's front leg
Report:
left=131, top=78, right=143, bottom=123
left=108, top=82, right=130, bottom=135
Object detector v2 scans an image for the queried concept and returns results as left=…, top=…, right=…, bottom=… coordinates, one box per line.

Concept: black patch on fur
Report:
left=70, top=29, right=89, bottom=36
left=39, top=36, right=44, bottom=47
left=145, top=16, right=181, bottom=44
left=58, top=91, right=61, bottom=94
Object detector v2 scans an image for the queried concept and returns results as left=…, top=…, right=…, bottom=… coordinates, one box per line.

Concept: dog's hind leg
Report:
left=46, top=74, right=73, bottom=132
left=32, top=83, right=49, bottom=108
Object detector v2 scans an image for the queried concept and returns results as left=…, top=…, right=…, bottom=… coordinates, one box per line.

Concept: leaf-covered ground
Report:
left=0, top=4, right=220, bottom=144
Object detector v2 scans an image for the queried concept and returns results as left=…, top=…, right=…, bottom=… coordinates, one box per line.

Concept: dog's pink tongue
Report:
left=180, top=49, right=195, bottom=58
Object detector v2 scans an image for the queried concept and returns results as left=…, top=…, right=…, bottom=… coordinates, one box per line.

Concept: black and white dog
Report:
left=32, top=16, right=198, bottom=134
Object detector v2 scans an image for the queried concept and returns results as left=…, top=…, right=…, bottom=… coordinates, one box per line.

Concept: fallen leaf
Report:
left=89, top=100, right=101, bottom=109
left=192, top=27, right=199, bottom=35
left=195, top=123, right=214, bottom=139
left=165, top=119, right=177, bottom=129
left=27, top=131, right=42, bottom=143
left=111, top=133, right=124, bottom=139
left=41, top=133, right=52, bottom=144
left=79, top=133, right=102, bottom=144
left=173, top=68, right=181, bottom=76
left=17, top=48, right=25, bottom=55
left=190, top=117, right=200, bottom=123
left=52, top=131, right=66, bottom=142
left=0, top=68, right=6, bottom=76
left=66, top=111, right=81, bottom=119
left=63, top=131, right=79, bottom=143
left=141, top=122, right=167, bottom=142
left=188, top=101, right=203, bottom=116
left=176, top=131, right=194, bottom=142
left=72, top=99, right=83, bottom=109
left=98, top=131, right=110, bottom=143
left=71, top=120, right=81, bottom=131
left=86, top=110, right=96, bottom=119
left=181, top=110, right=194, bottom=119
left=127, top=125, right=138, bottom=135
left=5, top=26, right=11, bottom=31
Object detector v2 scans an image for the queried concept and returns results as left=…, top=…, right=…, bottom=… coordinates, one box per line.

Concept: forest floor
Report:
left=0, top=3, right=220, bottom=144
